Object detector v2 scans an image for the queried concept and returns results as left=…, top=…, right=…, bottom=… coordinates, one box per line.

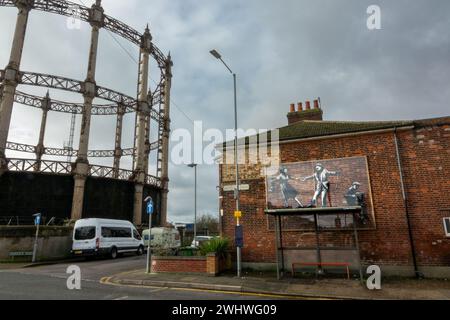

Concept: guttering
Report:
left=393, top=127, right=423, bottom=279
left=219, top=126, right=414, bottom=151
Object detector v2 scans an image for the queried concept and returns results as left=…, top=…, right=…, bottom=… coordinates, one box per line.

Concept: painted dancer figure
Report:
left=345, top=182, right=369, bottom=224
left=271, top=167, right=304, bottom=208
left=302, top=163, right=340, bottom=208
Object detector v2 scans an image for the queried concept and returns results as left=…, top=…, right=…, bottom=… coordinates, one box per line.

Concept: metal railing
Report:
left=0, top=216, right=70, bottom=226
left=6, top=158, right=162, bottom=188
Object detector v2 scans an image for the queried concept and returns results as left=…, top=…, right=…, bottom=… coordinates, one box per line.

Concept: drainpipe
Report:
left=394, top=128, right=423, bottom=279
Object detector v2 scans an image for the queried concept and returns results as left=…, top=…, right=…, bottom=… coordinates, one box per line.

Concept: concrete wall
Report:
left=0, top=226, right=73, bottom=262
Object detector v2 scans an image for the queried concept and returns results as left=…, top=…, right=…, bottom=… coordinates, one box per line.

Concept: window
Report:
left=102, top=227, right=132, bottom=238
left=133, top=229, right=142, bottom=240
left=443, top=218, right=450, bottom=237
left=75, top=227, right=96, bottom=240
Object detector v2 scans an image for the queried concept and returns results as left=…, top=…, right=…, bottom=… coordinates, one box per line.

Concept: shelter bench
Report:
left=291, top=262, right=350, bottom=279
left=9, top=251, right=33, bottom=261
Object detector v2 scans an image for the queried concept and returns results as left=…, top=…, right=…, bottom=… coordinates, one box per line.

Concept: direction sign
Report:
left=34, top=213, right=41, bottom=226
left=147, top=201, right=154, bottom=215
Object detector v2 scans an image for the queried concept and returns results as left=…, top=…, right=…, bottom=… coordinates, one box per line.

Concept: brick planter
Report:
left=152, top=256, right=206, bottom=274
left=152, top=253, right=229, bottom=276
left=206, top=253, right=219, bottom=276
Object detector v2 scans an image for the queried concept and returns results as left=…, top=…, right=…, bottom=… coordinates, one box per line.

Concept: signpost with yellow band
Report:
left=234, top=210, right=243, bottom=248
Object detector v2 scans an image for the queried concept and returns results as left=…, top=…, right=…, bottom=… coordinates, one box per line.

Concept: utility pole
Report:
left=188, top=164, right=198, bottom=243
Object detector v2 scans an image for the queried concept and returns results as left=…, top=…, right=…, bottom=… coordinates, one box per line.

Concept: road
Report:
left=0, top=255, right=276, bottom=300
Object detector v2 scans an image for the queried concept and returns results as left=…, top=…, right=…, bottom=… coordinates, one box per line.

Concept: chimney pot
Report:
left=297, top=102, right=303, bottom=112
left=289, top=103, right=295, bottom=113
left=314, top=99, right=319, bottom=109
left=305, top=101, right=311, bottom=110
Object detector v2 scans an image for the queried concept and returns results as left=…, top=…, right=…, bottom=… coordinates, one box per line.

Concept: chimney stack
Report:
left=289, top=103, right=295, bottom=113
left=305, top=101, right=311, bottom=110
left=287, top=98, right=324, bottom=125
left=314, top=99, right=319, bottom=109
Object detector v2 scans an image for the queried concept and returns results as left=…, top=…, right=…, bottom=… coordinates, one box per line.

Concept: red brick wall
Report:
left=398, top=124, right=450, bottom=266
left=152, top=257, right=207, bottom=273
left=220, top=124, right=450, bottom=268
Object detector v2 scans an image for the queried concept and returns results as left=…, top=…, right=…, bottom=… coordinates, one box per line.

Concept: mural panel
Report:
left=265, top=156, right=375, bottom=229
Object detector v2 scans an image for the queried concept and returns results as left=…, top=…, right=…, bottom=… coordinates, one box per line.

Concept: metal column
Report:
left=133, top=25, right=152, bottom=226
left=0, top=0, right=33, bottom=175
left=113, top=103, right=125, bottom=178
left=35, top=91, right=50, bottom=171
left=71, top=0, right=104, bottom=220
left=313, top=213, right=323, bottom=276
left=353, top=211, right=364, bottom=282
left=275, top=215, right=282, bottom=280
left=159, top=55, right=172, bottom=227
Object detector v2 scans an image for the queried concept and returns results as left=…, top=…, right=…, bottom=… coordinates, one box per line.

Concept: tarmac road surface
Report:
left=0, top=255, right=280, bottom=300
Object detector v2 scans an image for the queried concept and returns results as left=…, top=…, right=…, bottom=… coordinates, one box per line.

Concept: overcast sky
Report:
left=1, top=0, right=449, bottom=223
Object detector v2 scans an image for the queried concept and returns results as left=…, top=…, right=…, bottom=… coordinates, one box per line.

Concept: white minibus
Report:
left=72, top=218, right=144, bottom=259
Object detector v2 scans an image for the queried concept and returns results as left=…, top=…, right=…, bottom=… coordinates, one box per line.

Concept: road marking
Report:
left=100, top=276, right=162, bottom=290
left=114, top=296, right=129, bottom=300
left=167, top=287, right=313, bottom=300
left=147, top=287, right=168, bottom=293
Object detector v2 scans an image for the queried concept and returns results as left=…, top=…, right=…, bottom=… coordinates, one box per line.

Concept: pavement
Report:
left=107, top=269, right=450, bottom=300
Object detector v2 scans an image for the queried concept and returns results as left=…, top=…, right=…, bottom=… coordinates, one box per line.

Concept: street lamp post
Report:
left=188, top=163, right=198, bottom=244
left=210, top=49, right=242, bottom=278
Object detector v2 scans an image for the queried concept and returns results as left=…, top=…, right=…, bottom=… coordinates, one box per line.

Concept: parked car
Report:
left=71, top=218, right=144, bottom=259
left=190, top=236, right=215, bottom=248
left=142, top=227, right=181, bottom=250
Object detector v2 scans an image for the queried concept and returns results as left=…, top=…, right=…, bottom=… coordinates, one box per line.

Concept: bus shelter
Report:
left=265, top=206, right=364, bottom=281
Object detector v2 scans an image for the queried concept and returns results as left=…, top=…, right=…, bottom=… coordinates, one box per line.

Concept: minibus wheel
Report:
left=137, top=246, right=144, bottom=256
left=110, top=247, right=118, bottom=259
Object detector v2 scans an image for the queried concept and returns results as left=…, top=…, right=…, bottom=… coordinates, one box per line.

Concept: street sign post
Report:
left=32, top=213, right=41, bottom=263
left=235, top=225, right=244, bottom=248
left=145, top=196, right=154, bottom=274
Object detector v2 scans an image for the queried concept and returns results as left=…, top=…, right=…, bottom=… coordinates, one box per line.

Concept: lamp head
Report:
left=210, top=49, right=221, bottom=59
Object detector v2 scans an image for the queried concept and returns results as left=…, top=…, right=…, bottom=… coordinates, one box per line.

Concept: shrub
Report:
left=199, top=237, right=229, bottom=258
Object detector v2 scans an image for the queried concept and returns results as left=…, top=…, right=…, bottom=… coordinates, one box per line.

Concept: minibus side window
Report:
left=102, top=227, right=132, bottom=238
left=75, top=227, right=96, bottom=240
left=101, top=227, right=112, bottom=238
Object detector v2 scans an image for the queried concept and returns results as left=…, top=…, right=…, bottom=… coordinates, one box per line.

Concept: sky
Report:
left=1, top=0, right=449, bottom=223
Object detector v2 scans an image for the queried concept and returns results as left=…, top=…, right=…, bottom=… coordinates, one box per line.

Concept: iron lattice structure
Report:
left=0, top=0, right=172, bottom=225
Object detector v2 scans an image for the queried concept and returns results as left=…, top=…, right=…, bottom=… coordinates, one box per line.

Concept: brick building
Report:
left=218, top=100, right=450, bottom=277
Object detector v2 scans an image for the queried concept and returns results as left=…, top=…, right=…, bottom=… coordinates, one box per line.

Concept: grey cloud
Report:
left=1, top=0, right=449, bottom=222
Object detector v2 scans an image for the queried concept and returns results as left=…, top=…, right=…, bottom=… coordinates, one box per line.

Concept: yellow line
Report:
left=99, top=275, right=330, bottom=300
left=167, top=287, right=314, bottom=300
left=100, top=276, right=161, bottom=290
